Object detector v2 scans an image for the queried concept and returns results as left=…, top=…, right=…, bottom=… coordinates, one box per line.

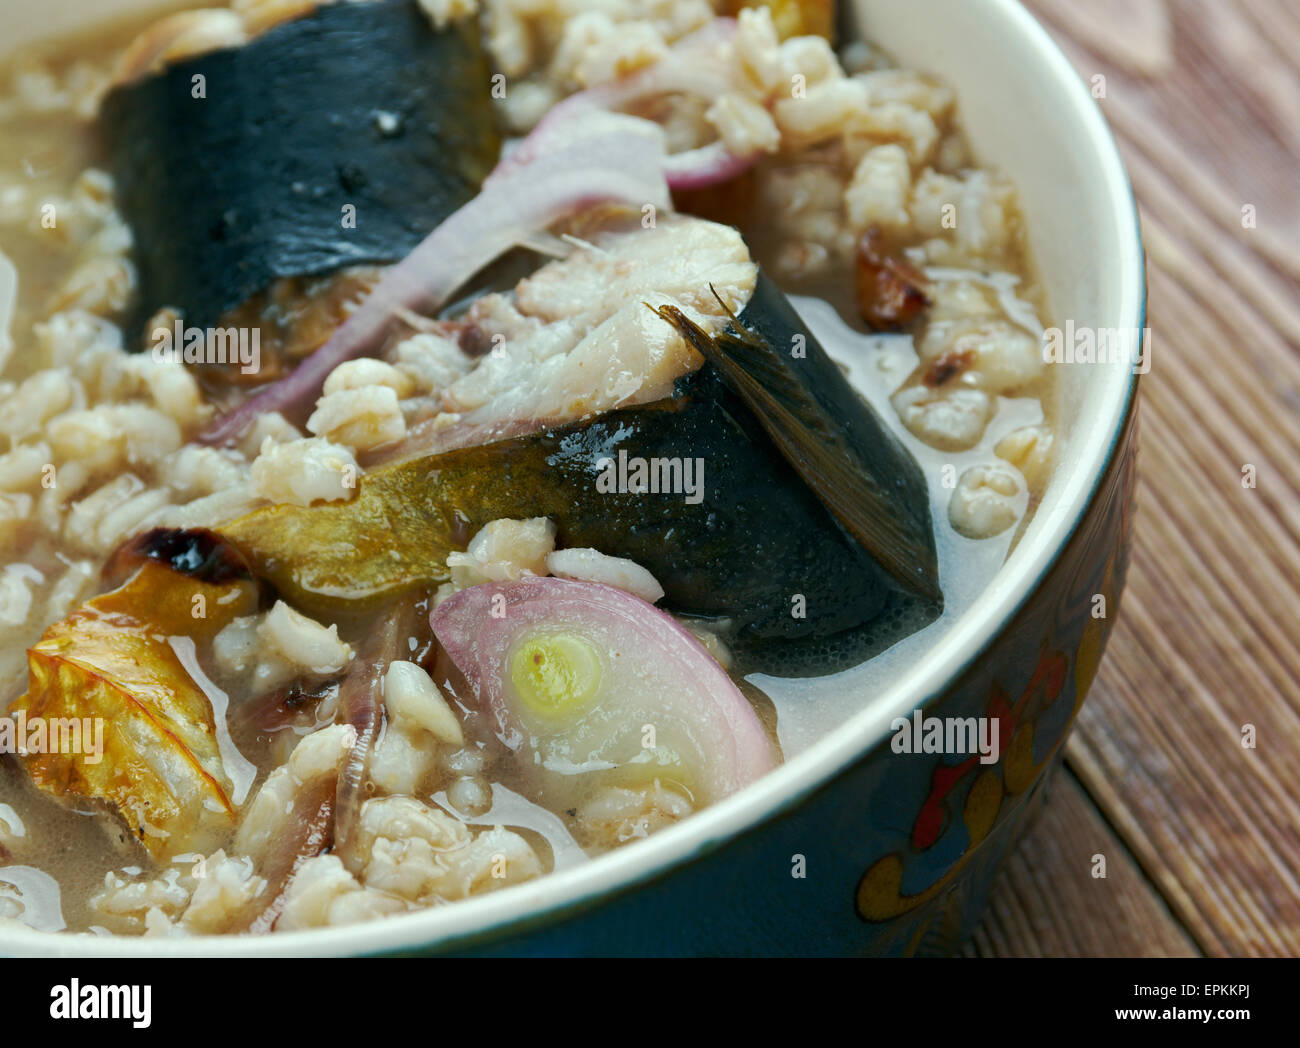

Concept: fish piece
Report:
left=393, top=216, right=757, bottom=455
left=218, top=360, right=902, bottom=643
left=97, top=0, right=501, bottom=339
left=9, top=530, right=260, bottom=860
left=199, top=113, right=671, bottom=444
left=214, top=227, right=937, bottom=646
left=655, top=271, right=939, bottom=601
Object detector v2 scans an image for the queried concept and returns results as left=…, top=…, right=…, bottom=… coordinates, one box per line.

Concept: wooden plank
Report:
left=967, top=771, right=1199, bottom=957
left=1031, top=0, right=1300, bottom=289
left=972, top=0, right=1300, bottom=957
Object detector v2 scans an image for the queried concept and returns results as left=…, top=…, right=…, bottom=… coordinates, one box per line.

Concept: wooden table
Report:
left=965, top=0, right=1300, bottom=958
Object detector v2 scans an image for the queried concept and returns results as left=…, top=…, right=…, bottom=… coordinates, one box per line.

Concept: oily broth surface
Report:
left=0, top=10, right=1057, bottom=934
left=0, top=13, right=157, bottom=935
left=755, top=295, right=1045, bottom=755
left=0, top=57, right=117, bottom=384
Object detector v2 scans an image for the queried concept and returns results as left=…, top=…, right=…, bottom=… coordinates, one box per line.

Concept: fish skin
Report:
left=656, top=272, right=940, bottom=602
left=217, top=363, right=894, bottom=642
left=98, top=0, right=500, bottom=340
left=216, top=271, right=939, bottom=646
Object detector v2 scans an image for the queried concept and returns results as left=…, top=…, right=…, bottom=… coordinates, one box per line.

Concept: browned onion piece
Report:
left=331, top=600, right=429, bottom=875
left=243, top=775, right=336, bottom=935
left=231, top=677, right=340, bottom=738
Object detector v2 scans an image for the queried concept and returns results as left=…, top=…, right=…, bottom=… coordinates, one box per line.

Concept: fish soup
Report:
left=0, top=0, right=1055, bottom=936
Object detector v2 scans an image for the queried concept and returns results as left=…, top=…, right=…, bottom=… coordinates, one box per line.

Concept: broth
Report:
left=0, top=0, right=1057, bottom=936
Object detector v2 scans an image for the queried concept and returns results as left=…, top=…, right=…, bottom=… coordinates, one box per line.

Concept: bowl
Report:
left=1, top=0, right=1144, bottom=957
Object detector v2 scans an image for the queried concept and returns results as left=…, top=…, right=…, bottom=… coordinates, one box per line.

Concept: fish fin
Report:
left=651, top=300, right=941, bottom=603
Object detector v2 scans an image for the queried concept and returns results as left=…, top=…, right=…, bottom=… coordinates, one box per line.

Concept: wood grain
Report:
left=971, top=0, right=1300, bottom=957
left=966, top=771, right=1199, bottom=957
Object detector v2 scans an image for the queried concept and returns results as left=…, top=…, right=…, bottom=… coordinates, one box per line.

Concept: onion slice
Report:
left=431, top=577, right=777, bottom=811
left=200, top=112, right=670, bottom=445
left=663, top=140, right=760, bottom=191
left=331, top=600, right=426, bottom=875
left=505, top=17, right=757, bottom=192
left=199, top=17, right=756, bottom=446
left=0, top=248, right=16, bottom=374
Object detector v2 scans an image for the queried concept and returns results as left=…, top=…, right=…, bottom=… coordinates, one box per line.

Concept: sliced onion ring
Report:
left=431, top=577, right=777, bottom=810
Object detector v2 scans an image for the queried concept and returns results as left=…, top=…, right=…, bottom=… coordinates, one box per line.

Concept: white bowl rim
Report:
left=1, top=0, right=1145, bottom=957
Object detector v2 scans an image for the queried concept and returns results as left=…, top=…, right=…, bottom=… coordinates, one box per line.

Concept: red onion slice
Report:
left=332, top=599, right=432, bottom=875
left=200, top=112, right=670, bottom=445
left=199, top=17, right=757, bottom=446
left=507, top=17, right=756, bottom=192
left=431, top=577, right=777, bottom=809
left=663, top=140, right=761, bottom=190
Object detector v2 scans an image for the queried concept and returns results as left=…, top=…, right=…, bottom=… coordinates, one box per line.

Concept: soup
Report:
left=0, top=0, right=1055, bottom=937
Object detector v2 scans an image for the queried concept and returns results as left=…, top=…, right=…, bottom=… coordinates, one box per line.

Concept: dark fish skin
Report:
left=97, top=0, right=500, bottom=340
left=217, top=276, right=939, bottom=647
left=657, top=271, right=940, bottom=602
left=219, top=364, right=897, bottom=644
left=540, top=365, right=896, bottom=639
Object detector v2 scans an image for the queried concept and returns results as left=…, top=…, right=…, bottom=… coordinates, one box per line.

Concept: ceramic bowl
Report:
left=1, top=0, right=1144, bottom=957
